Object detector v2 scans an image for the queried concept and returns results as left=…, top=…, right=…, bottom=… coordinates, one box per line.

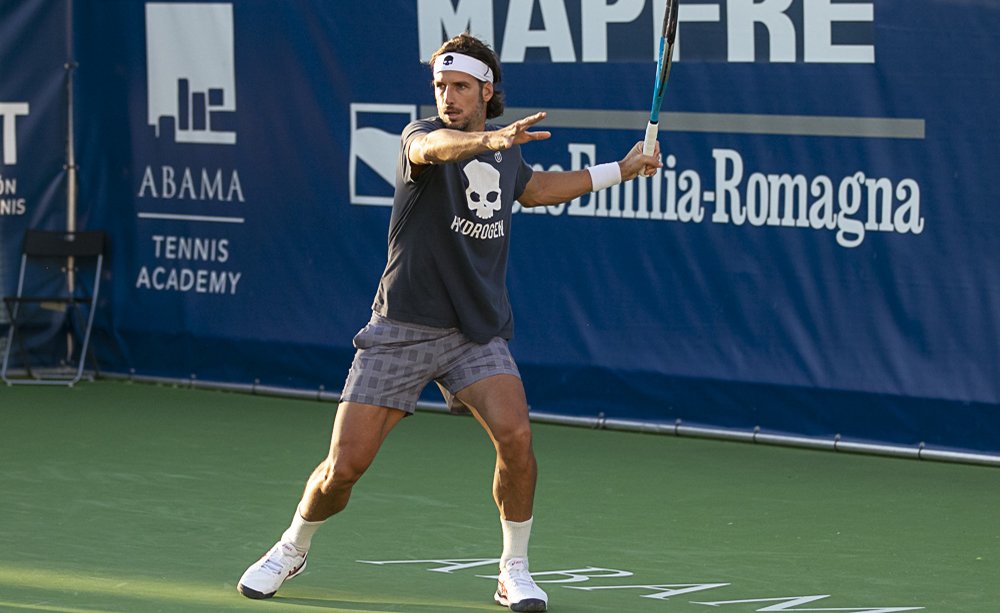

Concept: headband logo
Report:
left=443, top=55, right=454, bottom=65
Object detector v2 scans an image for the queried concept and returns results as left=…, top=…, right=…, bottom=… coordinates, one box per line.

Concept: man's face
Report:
left=434, top=70, right=492, bottom=131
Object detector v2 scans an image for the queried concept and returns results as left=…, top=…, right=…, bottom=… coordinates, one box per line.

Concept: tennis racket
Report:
left=642, top=0, right=679, bottom=172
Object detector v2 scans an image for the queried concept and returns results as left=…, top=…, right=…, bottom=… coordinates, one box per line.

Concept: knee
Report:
left=495, top=421, right=533, bottom=455
left=316, top=455, right=368, bottom=493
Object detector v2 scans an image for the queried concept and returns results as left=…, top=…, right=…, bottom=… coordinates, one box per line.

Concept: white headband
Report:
left=433, top=52, right=494, bottom=83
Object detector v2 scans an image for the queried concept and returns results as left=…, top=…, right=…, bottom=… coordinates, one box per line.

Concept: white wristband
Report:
left=587, top=162, right=622, bottom=192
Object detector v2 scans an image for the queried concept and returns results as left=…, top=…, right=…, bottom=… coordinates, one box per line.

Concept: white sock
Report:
left=500, top=516, right=533, bottom=567
left=281, top=507, right=325, bottom=554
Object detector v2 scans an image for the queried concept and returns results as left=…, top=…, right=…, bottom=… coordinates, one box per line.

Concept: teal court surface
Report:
left=0, top=381, right=996, bottom=612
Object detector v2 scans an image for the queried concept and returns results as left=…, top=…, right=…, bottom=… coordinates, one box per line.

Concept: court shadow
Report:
left=272, top=596, right=396, bottom=611
left=271, top=595, right=491, bottom=612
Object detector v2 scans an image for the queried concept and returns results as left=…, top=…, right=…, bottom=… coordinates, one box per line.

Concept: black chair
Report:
left=2, top=230, right=106, bottom=386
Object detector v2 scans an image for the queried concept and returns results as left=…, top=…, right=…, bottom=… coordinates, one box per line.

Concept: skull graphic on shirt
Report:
left=463, top=160, right=502, bottom=220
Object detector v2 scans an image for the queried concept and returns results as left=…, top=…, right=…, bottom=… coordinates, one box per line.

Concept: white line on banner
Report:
left=137, top=212, right=244, bottom=223
left=417, top=106, right=926, bottom=140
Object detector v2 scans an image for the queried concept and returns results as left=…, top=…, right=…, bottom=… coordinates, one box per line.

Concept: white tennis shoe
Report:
left=494, top=558, right=548, bottom=612
left=237, top=541, right=307, bottom=599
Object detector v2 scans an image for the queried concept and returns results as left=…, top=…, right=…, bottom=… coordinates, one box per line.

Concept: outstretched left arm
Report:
left=517, top=141, right=661, bottom=208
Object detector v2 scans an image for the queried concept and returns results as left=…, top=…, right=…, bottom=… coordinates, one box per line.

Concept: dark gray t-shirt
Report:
left=372, top=117, right=534, bottom=344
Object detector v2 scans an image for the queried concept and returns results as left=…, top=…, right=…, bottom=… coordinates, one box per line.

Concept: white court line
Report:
left=137, top=212, right=244, bottom=223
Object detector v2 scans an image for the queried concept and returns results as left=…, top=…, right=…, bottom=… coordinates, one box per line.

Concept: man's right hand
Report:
left=619, top=141, right=663, bottom=180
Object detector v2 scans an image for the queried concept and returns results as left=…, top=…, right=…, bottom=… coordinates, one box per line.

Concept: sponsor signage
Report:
left=0, top=0, right=71, bottom=338
left=133, top=3, right=245, bottom=302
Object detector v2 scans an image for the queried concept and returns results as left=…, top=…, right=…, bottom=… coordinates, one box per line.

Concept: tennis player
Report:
left=237, top=33, right=661, bottom=612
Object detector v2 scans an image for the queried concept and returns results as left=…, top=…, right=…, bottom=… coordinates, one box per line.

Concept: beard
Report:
left=439, top=94, right=487, bottom=132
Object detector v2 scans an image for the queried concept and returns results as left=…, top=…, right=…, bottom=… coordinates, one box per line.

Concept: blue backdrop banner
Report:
left=74, top=1, right=1000, bottom=452
left=0, top=0, right=70, bottom=323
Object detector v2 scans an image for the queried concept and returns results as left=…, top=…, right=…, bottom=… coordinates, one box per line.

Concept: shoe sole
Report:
left=236, top=584, right=272, bottom=600
left=494, top=591, right=547, bottom=612
left=237, top=558, right=307, bottom=599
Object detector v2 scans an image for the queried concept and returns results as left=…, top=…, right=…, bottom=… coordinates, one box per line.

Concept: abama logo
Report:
left=145, top=2, right=237, bottom=145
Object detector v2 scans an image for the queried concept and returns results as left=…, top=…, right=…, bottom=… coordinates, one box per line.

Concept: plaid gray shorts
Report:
left=340, top=312, right=520, bottom=414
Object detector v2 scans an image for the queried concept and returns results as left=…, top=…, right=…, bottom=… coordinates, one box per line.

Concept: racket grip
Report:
left=642, top=121, right=659, bottom=177
left=642, top=121, right=659, bottom=157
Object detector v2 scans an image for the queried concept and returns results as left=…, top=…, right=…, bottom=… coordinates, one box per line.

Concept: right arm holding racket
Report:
left=517, top=139, right=660, bottom=209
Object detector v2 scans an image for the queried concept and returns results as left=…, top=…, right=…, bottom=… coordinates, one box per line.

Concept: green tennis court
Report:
left=1, top=381, right=996, bottom=612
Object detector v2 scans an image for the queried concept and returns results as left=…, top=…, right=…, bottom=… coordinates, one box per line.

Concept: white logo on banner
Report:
left=0, top=103, right=28, bottom=216
left=349, top=103, right=417, bottom=206
left=416, top=0, right=875, bottom=64
left=145, top=2, right=236, bottom=145
left=0, top=103, right=30, bottom=165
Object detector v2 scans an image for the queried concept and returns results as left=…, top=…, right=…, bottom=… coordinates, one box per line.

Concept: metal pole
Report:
left=66, top=0, right=76, bottom=235
left=96, top=370, right=1000, bottom=469
left=65, top=0, right=77, bottom=363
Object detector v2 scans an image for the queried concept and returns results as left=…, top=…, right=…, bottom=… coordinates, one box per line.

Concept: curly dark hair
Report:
left=429, top=33, right=505, bottom=119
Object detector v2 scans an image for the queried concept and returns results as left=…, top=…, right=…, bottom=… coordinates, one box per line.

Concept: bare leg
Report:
left=297, top=401, right=407, bottom=522
left=455, top=374, right=537, bottom=521
left=237, top=402, right=406, bottom=598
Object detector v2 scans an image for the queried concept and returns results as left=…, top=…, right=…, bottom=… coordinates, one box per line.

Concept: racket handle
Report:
left=642, top=121, right=659, bottom=177
left=642, top=121, right=659, bottom=157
